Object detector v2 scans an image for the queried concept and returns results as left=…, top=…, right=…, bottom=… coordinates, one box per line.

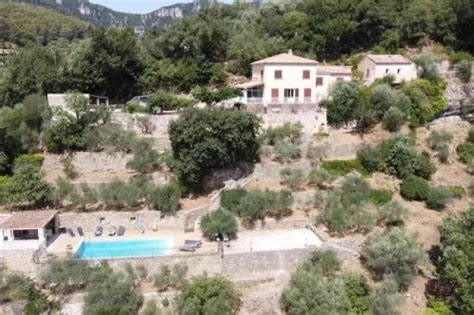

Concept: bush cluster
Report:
left=220, top=188, right=293, bottom=225
left=456, top=128, right=474, bottom=168
left=280, top=168, right=305, bottom=191
left=153, top=263, right=188, bottom=292
left=427, top=130, right=453, bottom=163
left=321, top=159, right=367, bottom=177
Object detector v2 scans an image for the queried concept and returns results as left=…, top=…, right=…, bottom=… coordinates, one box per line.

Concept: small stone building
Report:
left=0, top=210, right=59, bottom=250
left=358, top=54, right=418, bottom=85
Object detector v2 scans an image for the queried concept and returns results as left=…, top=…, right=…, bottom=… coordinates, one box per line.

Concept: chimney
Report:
left=288, top=49, right=293, bottom=55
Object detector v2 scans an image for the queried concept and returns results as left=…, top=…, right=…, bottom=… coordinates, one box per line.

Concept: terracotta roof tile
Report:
left=252, top=52, right=318, bottom=65
left=0, top=210, right=58, bottom=230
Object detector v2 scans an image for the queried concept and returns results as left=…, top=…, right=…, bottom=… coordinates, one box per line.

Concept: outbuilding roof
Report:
left=252, top=50, right=318, bottom=65
left=367, top=54, right=412, bottom=64
left=235, top=81, right=264, bottom=89
left=317, top=65, right=352, bottom=75
left=0, top=210, right=58, bottom=230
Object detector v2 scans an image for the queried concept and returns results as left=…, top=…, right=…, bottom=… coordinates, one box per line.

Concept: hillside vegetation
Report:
left=0, top=3, right=90, bottom=45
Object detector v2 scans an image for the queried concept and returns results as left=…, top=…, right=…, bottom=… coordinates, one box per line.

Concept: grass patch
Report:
left=321, top=159, right=368, bottom=177
left=369, top=189, right=393, bottom=205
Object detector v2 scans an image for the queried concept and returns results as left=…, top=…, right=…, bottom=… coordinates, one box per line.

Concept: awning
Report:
left=235, top=81, right=264, bottom=89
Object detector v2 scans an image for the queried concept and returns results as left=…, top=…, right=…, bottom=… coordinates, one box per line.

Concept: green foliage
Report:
left=362, top=228, right=424, bottom=289
left=280, top=168, right=305, bottom=191
left=0, top=3, right=88, bottom=46
left=327, top=81, right=362, bottom=127
left=455, top=60, right=472, bottom=83
left=83, top=264, right=143, bottom=315
left=321, top=159, right=366, bottom=177
left=176, top=275, right=239, bottom=315
left=422, top=300, right=453, bottom=315
left=426, top=187, right=454, bottom=210
left=148, top=183, right=181, bottom=214
left=371, top=277, right=401, bottom=315
left=262, top=123, right=303, bottom=145
left=306, top=143, right=329, bottom=161
left=414, top=54, right=439, bottom=81
left=456, top=128, right=474, bottom=164
left=434, top=207, right=474, bottom=314
left=98, top=179, right=142, bottom=209
left=148, top=91, right=193, bottom=113
left=307, top=167, right=335, bottom=189
left=427, top=130, right=453, bottom=163
left=273, top=141, right=301, bottom=163
left=13, top=154, right=44, bottom=171
left=141, top=301, right=161, bottom=315
left=220, top=188, right=248, bottom=211
left=200, top=208, right=238, bottom=240
left=60, top=154, right=78, bottom=180
left=169, top=109, right=260, bottom=192
left=377, top=201, right=408, bottom=226
left=41, top=258, right=92, bottom=295
left=153, top=263, right=188, bottom=292
left=192, top=87, right=241, bottom=105
left=449, top=186, right=466, bottom=198
left=448, top=51, right=472, bottom=64
left=127, top=147, right=163, bottom=174
left=383, top=106, right=406, bottom=132
left=343, top=273, right=372, bottom=315
left=400, top=175, right=431, bottom=201
left=369, top=189, right=393, bottom=205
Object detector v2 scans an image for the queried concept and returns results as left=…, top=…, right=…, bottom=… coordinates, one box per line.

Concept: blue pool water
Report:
left=76, top=238, right=171, bottom=260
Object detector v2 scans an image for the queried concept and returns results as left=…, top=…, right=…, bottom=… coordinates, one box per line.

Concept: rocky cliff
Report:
left=0, top=0, right=210, bottom=29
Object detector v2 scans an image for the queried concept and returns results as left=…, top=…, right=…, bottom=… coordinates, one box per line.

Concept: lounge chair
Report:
left=179, top=244, right=196, bottom=252
left=95, top=226, right=103, bottom=237
left=67, top=228, right=75, bottom=237
left=117, top=226, right=125, bottom=236
left=77, top=227, right=84, bottom=237
left=108, top=226, right=117, bottom=236
left=184, top=240, right=202, bottom=248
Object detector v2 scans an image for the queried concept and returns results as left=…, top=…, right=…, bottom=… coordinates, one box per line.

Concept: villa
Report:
left=236, top=50, right=352, bottom=113
left=358, top=54, right=417, bottom=85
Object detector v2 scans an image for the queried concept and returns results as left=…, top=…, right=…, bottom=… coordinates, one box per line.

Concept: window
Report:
left=366, top=69, right=370, bottom=78
left=304, top=89, right=311, bottom=97
left=284, top=89, right=299, bottom=100
left=303, top=70, right=310, bottom=79
left=271, top=89, right=279, bottom=98
left=261, top=70, right=264, bottom=78
left=274, top=70, right=282, bottom=79
left=316, top=77, right=324, bottom=86
left=397, top=68, right=401, bottom=74
left=385, top=68, right=389, bottom=74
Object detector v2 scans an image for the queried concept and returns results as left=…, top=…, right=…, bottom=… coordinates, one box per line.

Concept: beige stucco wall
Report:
left=358, top=57, right=417, bottom=84
left=315, top=73, right=352, bottom=100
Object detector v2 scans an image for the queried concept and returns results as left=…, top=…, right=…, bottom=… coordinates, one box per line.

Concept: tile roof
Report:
left=252, top=51, right=318, bottom=65
left=317, top=65, right=352, bottom=75
left=0, top=210, right=58, bottom=230
left=367, top=54, right=412, bottom=64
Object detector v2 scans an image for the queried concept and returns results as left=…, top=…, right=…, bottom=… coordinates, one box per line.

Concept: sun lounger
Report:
left=67, top=228, right=75, bottom=237
left=179, top=245, right=196, bottom=252
left=95, top=226, right=103, bottom=237
left=108, top=226, right=117, bottom=236
left=77, top=227, right=84, bottom=237
left=184, top=240, right=202, bottom=248
left=117, top=226, right=125, bottom=236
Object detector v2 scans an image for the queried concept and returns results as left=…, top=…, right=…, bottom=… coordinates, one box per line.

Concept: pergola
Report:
left=0, top=210, right=59, bottom=250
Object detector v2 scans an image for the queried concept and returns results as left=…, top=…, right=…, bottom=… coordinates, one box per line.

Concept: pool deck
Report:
left=46, top=228, right=322, bottom=259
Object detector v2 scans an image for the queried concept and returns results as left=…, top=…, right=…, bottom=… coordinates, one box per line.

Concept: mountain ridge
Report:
left=0, top=0, right=211, bottom=29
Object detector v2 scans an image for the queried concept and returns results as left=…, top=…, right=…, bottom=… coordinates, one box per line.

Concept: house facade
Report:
left=315, top=65, right=353, bottom=100
left=358, top=54, right=417, bottom=85
left=0, top=210, right=59, bottom=250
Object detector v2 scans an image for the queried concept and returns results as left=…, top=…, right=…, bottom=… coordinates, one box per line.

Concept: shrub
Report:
left=235, top=192, right=266, bottom=225
left=306, top=143, right=329, bottom=161
left=41, top=258, right=91, bottom=295
left=455, top=60, right=472, bottom=83
left=169, top=109, right=260, bottom=192
left=308, top=167, right=335, bottom=189
left=427, top=130, right=453, bottom=151
left=456, top=130, right=474, bottom=164
left=141, top=301, right=160, bottom=315
left=362, top=228, right=424, bottom=288
left=321, top=159, right=366, bottom=177
left=280, top=168, right=305, bottom=191
left=371, top=277, right=401, bottom=315
left=400, top=175, right=431, bottom=201
left=98, top=180, right=142, bottom=208
left=149, top=183, right=181, bottom=214
left=448, top=51, right=472, bottom=64
left=273, top=141, right=301, bottom=163
left=153, top=263, right=188, bottom=292
left=83, top=265, right=143, bottom=315
left=60, top=154, right=78, bottom=180
left=383, top=106, right=406, bottom=132
left=426, top=187, right=454, bottom=210
left=326, top=81, right=362, bottom=127
left=261, top=189, right=293, bottom=219
left=176, top=275, right=239, bottom=315
left=340, top=175, right=371, bottom=205
left=126, top=148, right=162, bottom=174
left=357, top=145, right=384, bottom=173
left=262, top=123, right=303, bottom=145
left=449, top=186, right=465, bottom=198
left=13, top=154, right=44, bottom=171
left=415, top=54, right=439, bottom=81
left=422, top=300, right=454, bottom=315
left=220, top=188, right=248, bottom=212
left=200, top=208, right=238, bottom=240
left=343, top=273, right=372, bottom=315
left=369, top=189, right=393, bottom=205
left=134, top=115, right=155, bottom=134
left=377, top=201, right=408, bottom=226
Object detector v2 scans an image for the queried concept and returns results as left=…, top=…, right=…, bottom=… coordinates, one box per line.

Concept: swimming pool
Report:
left=75, top=238, right=171, bottom=260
